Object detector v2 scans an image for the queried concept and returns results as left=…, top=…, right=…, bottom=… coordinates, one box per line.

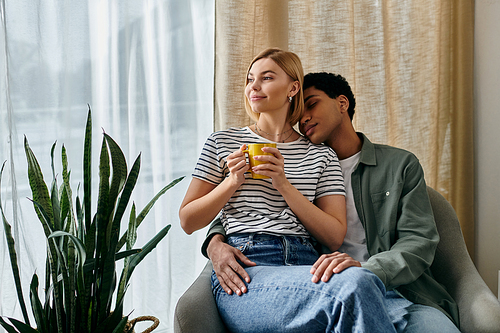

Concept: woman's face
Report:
left=245, top=57, right=296, bottom=117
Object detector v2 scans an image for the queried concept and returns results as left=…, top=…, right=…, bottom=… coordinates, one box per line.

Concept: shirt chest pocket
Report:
left=370, top=182, right=403, bottom=241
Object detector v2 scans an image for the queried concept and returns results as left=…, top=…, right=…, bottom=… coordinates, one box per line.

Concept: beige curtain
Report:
left=214, top=0, right=475, bottom=256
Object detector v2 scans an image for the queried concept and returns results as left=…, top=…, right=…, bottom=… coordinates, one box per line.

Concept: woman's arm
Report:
left=179, top=145, right=248, bottom=234
left=281, top=187, right=346, bottom=252
left=179, top=178, right=218, bottom=234
left=253, top=147, right=347, bottom=252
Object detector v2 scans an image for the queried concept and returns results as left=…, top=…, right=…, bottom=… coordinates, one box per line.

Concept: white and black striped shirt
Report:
left=193, top=127, right=345, bottom=237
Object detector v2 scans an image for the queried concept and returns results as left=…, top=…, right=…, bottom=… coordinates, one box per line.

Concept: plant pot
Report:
left=125, top=315, right=160, bottom=333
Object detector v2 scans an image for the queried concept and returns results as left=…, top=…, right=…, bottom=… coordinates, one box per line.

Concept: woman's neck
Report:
left=252, top=119, right=298, bottom=143
left=255, top=113, right=291, bottom=135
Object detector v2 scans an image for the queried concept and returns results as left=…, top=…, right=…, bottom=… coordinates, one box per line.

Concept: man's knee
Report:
left=329, top=267, right=387, bottom=302
left=335, top=267, right=384, bottom=289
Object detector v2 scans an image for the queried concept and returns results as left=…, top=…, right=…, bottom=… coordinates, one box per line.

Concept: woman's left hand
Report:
left=252, top=146, right=289, bottom=190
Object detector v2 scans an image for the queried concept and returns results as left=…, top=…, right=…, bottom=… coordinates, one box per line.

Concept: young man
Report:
left=201, top=72, right=459, bottom=332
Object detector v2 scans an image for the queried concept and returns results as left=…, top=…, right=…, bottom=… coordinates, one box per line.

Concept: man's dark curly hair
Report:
left=303, top=72, right=356, bottom=120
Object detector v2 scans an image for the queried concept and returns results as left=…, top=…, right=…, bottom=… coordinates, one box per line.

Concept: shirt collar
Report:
left=357, top=132, right=377, bottom=166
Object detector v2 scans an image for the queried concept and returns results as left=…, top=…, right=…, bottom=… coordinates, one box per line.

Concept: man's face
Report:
left=299, top=87, right=343, bottom=145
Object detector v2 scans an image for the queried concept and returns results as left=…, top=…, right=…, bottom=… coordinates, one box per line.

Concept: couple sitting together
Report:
left=179, top=48, right=460, bottom=332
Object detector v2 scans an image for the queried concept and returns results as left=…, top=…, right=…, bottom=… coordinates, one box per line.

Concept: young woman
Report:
left=179, top=48, right=347, bottom=330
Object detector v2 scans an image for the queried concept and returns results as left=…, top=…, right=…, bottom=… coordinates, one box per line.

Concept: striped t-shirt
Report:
left=193, top=127, right=345, bottom=237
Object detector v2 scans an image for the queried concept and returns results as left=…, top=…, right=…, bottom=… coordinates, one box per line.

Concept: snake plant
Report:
left=0, top=107, right=183, bottom=332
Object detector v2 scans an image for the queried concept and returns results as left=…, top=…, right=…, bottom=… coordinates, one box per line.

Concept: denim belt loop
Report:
left=281, top=236, right=290, bottom=266
left=248, top=233, right=254, bottom=246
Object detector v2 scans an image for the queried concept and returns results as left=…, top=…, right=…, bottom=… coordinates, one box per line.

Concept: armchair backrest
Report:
left=427, top=186, right=500, bottom=333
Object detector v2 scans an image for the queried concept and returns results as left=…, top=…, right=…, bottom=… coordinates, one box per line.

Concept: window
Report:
left=0, top=1, right=214, bottom=330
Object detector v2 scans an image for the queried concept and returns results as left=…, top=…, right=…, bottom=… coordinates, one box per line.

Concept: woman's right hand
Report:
left=180, top=145, right=250, bottom=234
left=226, top=144, right=250, bottom=186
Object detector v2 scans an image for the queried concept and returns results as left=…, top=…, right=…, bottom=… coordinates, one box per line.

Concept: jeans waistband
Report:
left=227, top=233, right=311, bottom=244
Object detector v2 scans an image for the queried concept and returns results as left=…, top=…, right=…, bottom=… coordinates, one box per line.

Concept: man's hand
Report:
left=310, top=252, right=361, bottom=283
left=207, top=234, right=256, bottom=295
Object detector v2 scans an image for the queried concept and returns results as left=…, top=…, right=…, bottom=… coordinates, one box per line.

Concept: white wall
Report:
left=474, top=0, right=500, bottom=297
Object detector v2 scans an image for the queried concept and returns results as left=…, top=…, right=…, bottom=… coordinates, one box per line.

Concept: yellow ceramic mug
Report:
left=242, top=143, right=277, bottom=179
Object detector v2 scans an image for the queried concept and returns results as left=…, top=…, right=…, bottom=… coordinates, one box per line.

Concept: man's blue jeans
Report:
left=211, top=234, right=459, bottom=333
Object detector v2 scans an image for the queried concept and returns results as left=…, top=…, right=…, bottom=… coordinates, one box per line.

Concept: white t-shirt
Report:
left=193, top=127, right=345, bottom=237
left=337, top=151, right=370, bottom=263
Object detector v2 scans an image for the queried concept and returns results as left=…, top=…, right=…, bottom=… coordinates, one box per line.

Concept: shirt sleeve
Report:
left=201, top=216, right=226, bottom=259
left=315, top=147, right=345, bottom=199
left=192, top=134, right=227, bottom=186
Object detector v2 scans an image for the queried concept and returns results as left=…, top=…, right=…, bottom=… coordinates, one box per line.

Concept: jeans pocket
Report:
left=303, top=238, right=318, bottom=252
left=227, top=237, right=251, bottom=254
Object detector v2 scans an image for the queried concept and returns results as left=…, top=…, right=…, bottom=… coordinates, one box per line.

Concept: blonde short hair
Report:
left=244, top=48, right=304, bottom=126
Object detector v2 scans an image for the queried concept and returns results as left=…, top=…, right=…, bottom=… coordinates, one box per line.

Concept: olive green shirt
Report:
left=202, top=133, right=459, bottom=326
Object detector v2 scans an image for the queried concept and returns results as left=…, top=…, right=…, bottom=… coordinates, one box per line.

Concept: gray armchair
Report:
left=174, top=187, right=500, bottom=332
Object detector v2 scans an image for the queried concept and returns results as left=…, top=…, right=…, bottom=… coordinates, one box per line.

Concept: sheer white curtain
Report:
left=0, top=0, right=214, bottom=331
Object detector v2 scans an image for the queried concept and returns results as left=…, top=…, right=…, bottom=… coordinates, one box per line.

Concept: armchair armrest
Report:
left=174, top=261, right=227, bottom=333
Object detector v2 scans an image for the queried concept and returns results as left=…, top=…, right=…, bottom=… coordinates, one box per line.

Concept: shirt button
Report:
left=386, top=191, right=390, bottom=196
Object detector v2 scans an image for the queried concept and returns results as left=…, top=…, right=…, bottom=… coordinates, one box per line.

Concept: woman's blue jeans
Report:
left=211, top=234, right=460, bottom=333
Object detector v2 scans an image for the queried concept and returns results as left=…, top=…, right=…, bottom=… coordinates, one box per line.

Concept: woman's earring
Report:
left=288, top=96, right=292, bottom=103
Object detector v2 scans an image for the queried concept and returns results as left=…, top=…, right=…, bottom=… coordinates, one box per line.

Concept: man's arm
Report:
left=202, top=217, right=256, bottom=295
left=310, top=155, right=437, bottom=287
left=201, top=216, right=226, bottom=258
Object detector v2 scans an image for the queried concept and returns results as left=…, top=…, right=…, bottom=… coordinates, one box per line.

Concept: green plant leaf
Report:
left=29, top=199, right=54, bottom=238
left=116, top=248, right=142, bottom=260
left=117, top=224, right=170, bottom=308
left=124, top=224, right=171, bottom=285
left=51, top=181, right=62, bottom=231
left=126, top=203, right=138, bottom=251
left=95, top=138, right=110, bottom=250
left=82, top=216, right=96, bottom=326
left=49, top=229, right=87, bottom=331
left=103, top=133, right=128, bottom=218
left=113, top=154, right=141, bottom=250
left=30, top=201, right=64, bottom=332
left=50, top=154, right=62, bottom=234
left=58, top=182, right=70, bottom=232
left=102, top=135, right=130, bottom=308
left=0, top=161, right=31, bottom=325
left=50, top=142, right=57, bottom=184
left=98, top=246, right=117, bottom=322
left=82, top=249, right=141, bottom=276
left=117, top=176, right=184, bottom=251
left=117, top=203, right=137, bottom=302
left=95, top=288, right=127, bottom=333
left=0, top=317, right=22, bottom=333
left=135, top=176, right=184, bottom=226
left=61, top=144, right=77, bottom=237
left=49, top=141, right=63, bottom=233
left=24, top=136, right=54, bottom=229
left=76, top=188, right=84, bottom=240
left=68, top=241, right=77, bottom=332
left=83, top=106, right=92, bottom=235
left=1, top=218, right=29, bottom=323
left=48, top=231, right=87, bottom=270
left=44, top=258, right=50, bottom=304
left=29, top=274, right=48, bottom=333
left=6, top=317, right=39, bottom=332
left=111, top=316, right=129, bottom=333
left=85, top=215, right=97, bottom=262
left=94, top=137, right=115, bottom=324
